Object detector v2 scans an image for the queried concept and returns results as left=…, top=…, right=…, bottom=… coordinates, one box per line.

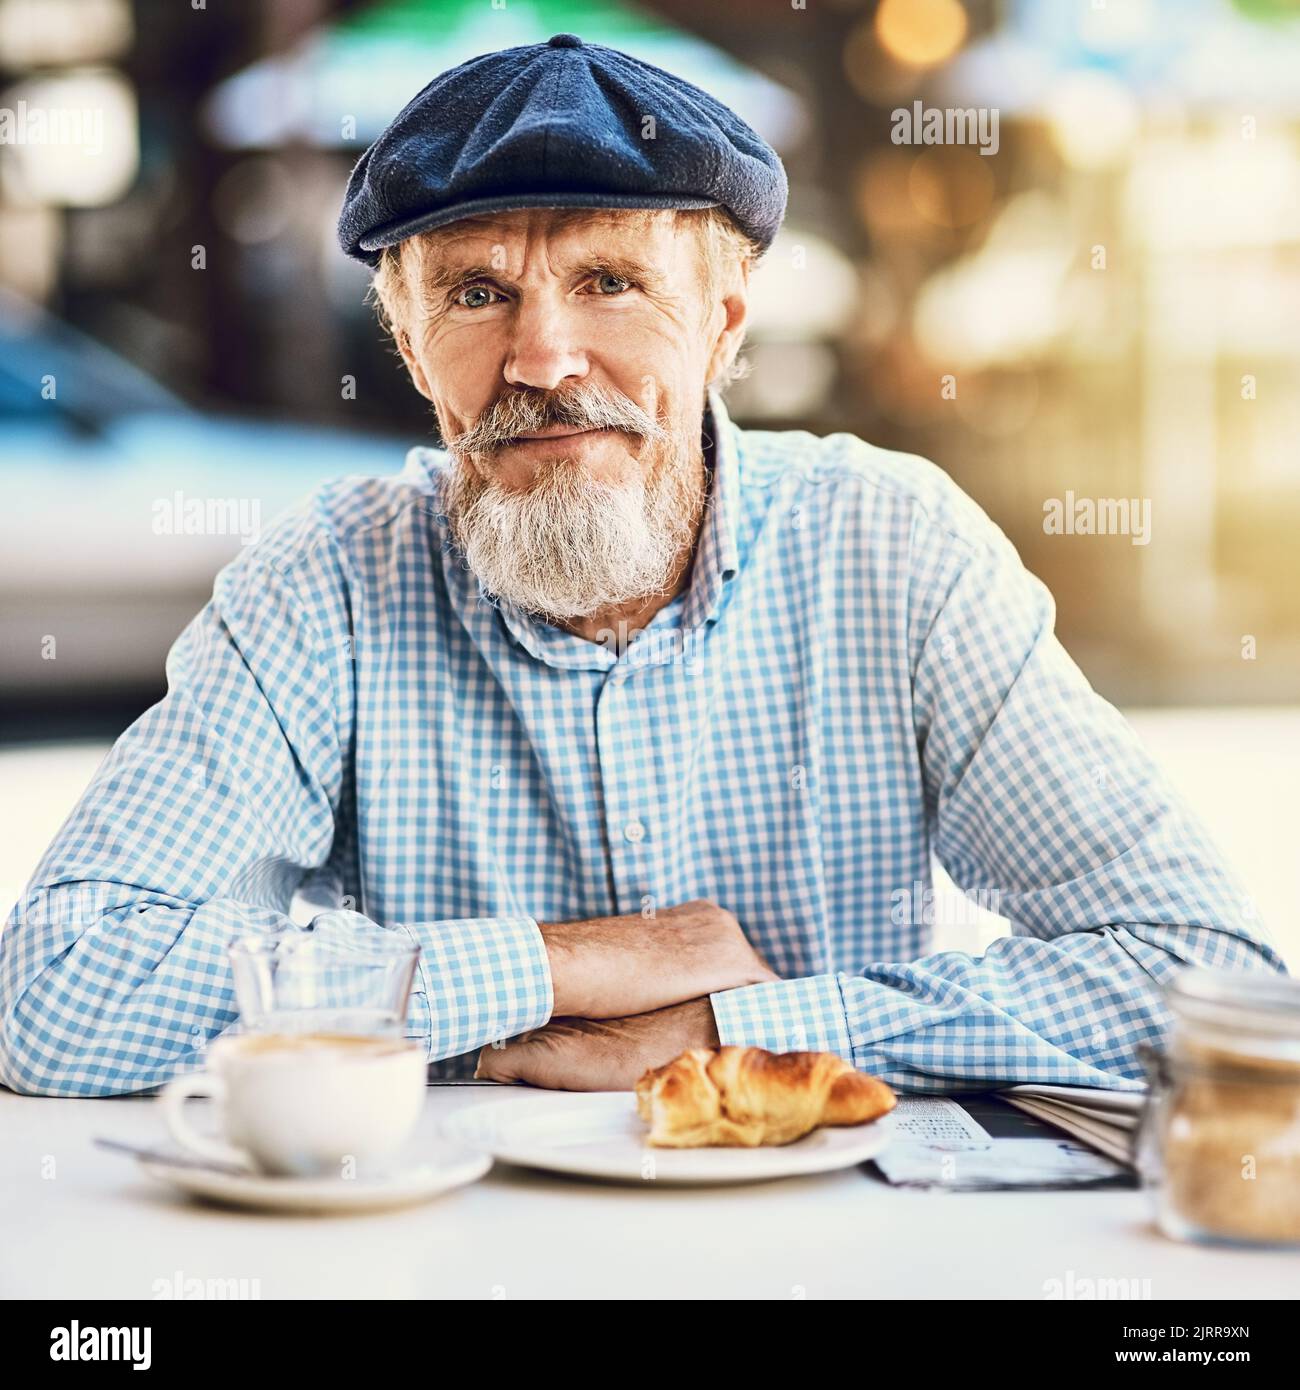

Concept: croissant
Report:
left=635, top=1046, right=896, bottom=1148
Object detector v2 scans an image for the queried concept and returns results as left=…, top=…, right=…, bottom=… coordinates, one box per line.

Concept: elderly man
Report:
left=0, top=36, right=1283, bottom=1097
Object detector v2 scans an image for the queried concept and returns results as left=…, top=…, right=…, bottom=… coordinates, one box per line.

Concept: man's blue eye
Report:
left=459, top=285, right=495, bottom=308
left=595, top=273, right=631, bottom=295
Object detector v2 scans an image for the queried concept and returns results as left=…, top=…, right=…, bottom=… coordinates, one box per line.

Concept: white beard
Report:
left=445, top=441, right=701, bottom=622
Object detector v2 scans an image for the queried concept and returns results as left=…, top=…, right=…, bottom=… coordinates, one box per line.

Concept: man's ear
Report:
left=706, top=261, right=750, bottom=387
left=395, top=326, right=434, bottom=402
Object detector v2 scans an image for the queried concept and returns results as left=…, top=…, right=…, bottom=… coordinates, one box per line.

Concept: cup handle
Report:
left=160, top=1073, right=252, bottom=1169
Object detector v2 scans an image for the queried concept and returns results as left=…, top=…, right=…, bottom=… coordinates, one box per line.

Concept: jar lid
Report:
left=1168, top=967, right=1300, bottom=1037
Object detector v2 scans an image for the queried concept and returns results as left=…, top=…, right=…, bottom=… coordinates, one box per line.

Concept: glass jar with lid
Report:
left=1136, top=967, right=1300, bottom=1247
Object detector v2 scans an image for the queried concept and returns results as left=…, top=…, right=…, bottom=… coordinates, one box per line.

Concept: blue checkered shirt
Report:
left=1, top=393, right=1285, bottom=1096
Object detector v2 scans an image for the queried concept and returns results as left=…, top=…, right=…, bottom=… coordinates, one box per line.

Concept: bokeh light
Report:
left=1046, top=70, right=1140, bottom=169
left=0, top=70, right=138, bottom=207
left=875, top=0, right=969, bottom=68
left=907, top=148, right=996, bottom=230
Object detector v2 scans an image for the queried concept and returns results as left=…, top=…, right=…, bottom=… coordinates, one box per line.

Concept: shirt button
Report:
left=623, top=819, right=646, bottom=843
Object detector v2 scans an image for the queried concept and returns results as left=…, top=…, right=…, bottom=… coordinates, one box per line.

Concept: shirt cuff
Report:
left=394, top=914, right=554, bottom=1062
left=709, top=973, right=855, bottom=1064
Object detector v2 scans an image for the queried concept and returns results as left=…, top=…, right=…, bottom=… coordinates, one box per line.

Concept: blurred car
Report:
left=0, top=292, right=409, bottom=700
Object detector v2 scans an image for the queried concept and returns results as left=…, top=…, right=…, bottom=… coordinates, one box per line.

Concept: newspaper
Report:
left=997, top=1084, right=1145, bottom=1167
left=870, top=1095, right=1135, bottom=1190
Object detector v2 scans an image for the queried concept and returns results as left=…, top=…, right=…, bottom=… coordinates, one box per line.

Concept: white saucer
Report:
left=442, top=1092, right=894, bottom=1186
left=137, top=1143, right=491, bottom=1214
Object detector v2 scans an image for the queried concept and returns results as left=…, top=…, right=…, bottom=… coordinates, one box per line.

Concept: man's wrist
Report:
left=657, top=995, right=721, bottom=1050
left=536, top=920, right=570, bottom=1014
left=688, top=994, right=721, bottom=1048
left=536, top=917, right=606, bottom=1016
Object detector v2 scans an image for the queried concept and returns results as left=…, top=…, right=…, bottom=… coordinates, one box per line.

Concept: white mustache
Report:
left=451, top=383, right=669, bottom=456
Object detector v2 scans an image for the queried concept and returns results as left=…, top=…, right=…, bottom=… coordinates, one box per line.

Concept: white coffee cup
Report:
left=161, top=1032, right=427, bottom=1178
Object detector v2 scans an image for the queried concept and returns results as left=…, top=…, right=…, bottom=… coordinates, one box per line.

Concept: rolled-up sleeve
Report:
left=391, top=911, right=553, bottom=1059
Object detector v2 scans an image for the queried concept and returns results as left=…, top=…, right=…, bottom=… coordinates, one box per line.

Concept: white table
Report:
left=2, top=1085, right=1296, bottom=1300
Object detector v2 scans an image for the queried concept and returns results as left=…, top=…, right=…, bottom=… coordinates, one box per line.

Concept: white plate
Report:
left=137, top=1143, right=491, bottom=1214
left=442, top=1092, right=894, bottom=1186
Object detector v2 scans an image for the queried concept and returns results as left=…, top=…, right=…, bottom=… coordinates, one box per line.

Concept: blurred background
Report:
left=0, top=0, right=1296, bottom=955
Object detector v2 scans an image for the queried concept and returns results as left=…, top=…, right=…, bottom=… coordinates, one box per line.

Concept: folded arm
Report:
left=711, top=516, right=1286, bottom=1091
left=0, top=533, right=555, bottom=1096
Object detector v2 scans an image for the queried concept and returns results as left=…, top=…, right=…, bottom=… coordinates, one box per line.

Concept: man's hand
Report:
left=475, top=997, right=721, bottom=1091
left=539, top=898, right=776, bottom=1019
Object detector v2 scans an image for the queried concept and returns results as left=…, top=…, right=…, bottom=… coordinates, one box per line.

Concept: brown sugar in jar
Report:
left=1137, top=968, right=1300, bottom=1248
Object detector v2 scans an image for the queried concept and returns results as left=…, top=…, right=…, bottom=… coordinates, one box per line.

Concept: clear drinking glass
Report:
left=227, top=913, right=420, bottom=1040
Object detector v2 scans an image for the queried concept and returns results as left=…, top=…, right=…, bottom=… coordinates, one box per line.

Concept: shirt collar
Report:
left=680, top=387, right=741, bottom=633
left=428, top=388, right=743, bottom=672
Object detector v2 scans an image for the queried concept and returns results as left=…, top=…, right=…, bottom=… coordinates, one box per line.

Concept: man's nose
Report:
left=502, top=296, right=589, bottom=392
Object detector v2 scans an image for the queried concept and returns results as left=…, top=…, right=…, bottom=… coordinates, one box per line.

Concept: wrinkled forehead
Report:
left=401, top=206, right=695, bottom=275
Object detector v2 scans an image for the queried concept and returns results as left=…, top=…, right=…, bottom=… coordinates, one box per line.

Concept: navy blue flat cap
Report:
left=338, top=32, right=787, bottom=267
